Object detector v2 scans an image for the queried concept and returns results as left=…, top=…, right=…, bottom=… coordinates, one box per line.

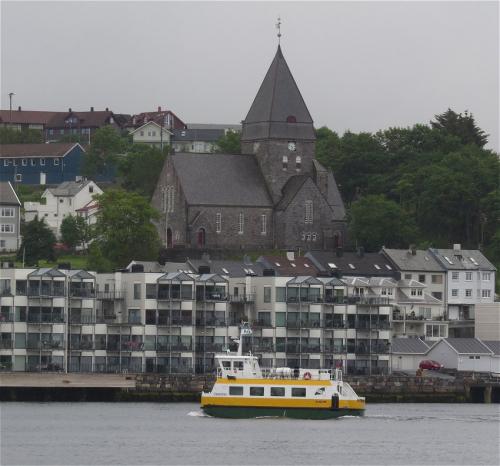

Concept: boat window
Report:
left=270, top=387, right=285, bottom=397
left=250, top=387, right=264, bottom=396
left=234, top=361, right=244, bottom=370
left=222, top=361, right=231, bottom=369
left=291, top=388, right=306, bottom=397
left=229, top=386, right=244, bottom=396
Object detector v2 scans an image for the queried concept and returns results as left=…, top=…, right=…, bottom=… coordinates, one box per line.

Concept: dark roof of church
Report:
left=242, top=46, right=315, bottom=141
left=327, top=170, right=346, bottom=220
left=171, top=153, right=272, bottom=207
left=275, top=175, right=309, bottom=210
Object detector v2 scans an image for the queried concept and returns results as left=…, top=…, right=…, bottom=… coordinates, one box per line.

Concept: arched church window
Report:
left=282, top=155, right=288, bottom=170
left=238, top=213, right=244, bottom=234
left=295, top=156, right=302, bottom=170
left=305, top=200, right=313, bottom=224
left=216, top=213, right=222, bottom=233
left=286, top=115, right=297, bottom=123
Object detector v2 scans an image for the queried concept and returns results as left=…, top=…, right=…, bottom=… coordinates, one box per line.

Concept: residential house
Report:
left=172, top=127, right=232, bottom=153
left=125, top=108, right=186, bottom=133
left=0, top=182, right=21, bottom=252
left=24, top=180, right=102, bottom=236
left=429, top=245, right=496, bottom=337
left=257, top=253, right=318, bottom=276
left=0, top=143, right=85, bottom=185
left=390, top=337, right=430, bottom=372
left=0, top=108, right=57, bottom=132
left=129, top=121, right=172, bottom=149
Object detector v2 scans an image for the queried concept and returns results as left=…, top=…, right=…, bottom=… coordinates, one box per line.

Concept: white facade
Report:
left=0, top=182, right=21, bottom=253
left=426, top=340, right=494, bottom=372
left=24, top=180, right=102, bottom=236
left=474, top=303, right=500, bottom=340
left=130, top=121, right=172, bottom=148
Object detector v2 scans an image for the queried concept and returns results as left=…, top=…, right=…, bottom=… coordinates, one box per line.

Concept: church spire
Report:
left=276, top=16, right=282, bottom=45
left=241, top=44, right=315, bottom=141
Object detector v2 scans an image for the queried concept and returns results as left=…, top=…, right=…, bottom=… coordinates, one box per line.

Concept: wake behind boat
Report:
left=201, top=325, right=365, bottom=419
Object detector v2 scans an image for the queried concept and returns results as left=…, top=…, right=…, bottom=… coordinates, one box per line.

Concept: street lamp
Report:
left=8, top=92, right=15, bottom=127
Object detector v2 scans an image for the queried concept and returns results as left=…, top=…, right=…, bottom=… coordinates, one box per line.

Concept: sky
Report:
left=1, top=1, right=499, bottom=150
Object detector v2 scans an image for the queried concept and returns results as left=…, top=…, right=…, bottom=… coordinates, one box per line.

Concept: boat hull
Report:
left=202, top=405, right=364, bottom=419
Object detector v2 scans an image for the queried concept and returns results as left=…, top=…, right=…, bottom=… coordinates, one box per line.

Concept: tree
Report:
left=349, top=195, right=418, bottom=252
left=17, top=217, right=56, bottom=265
left=82, top=126, right=128, bottom=177
left=431, top=108, right=488, bottom=148
left=214, top=130, right=241, bottom=154
left=89, top=189, right=160, bottom=269
left=314, top=126, right=340, bottom=167
left=60, top=215, right=89, bottom=250
left=117, top=144, right=168, bottom=198
left=0, top=127, right=43, bottom=144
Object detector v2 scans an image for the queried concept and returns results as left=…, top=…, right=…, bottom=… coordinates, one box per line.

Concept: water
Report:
left=1, top=402, right=499, bottom=465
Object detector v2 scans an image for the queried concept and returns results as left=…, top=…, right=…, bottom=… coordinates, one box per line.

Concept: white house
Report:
left=391, top=337, right=430, bottom=372
left=0, top=181, right=21, bottom=252
left=130, top=121, right=172, bottom=149
left=24, top=180, right=102, bottom=237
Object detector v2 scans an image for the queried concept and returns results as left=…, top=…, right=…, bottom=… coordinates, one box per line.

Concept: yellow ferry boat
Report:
left=201, top=326, right=365, bottom=419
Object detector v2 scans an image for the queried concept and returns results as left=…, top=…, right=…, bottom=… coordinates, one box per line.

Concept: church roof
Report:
left=275, top=175, right=309, bottom=210
left=242, top=46, right=315, bottom=141
left=171, top=153, right=272, bottom=207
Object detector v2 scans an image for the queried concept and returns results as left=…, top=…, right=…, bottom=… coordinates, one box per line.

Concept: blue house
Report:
left=0, top=143, right=87, bottom=185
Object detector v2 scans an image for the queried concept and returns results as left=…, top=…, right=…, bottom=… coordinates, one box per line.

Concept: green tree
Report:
left=117, top=144, right=168, bottom=198
left=431, top=108, right=488, bottom=148
left=0, top=127, right=43, bottom=144
left=314, top=126, right=340, bottom=167
left=82, top=126, right=128, bottom=177
left=214, top=130, right=241, bottom=154
left=60, top=215, right=89, bottom=250
left=349, top=195, right=418, bottom=252
left=17, top=217, right=56, bottom=265
left=90, top=189, right=160, bottom=269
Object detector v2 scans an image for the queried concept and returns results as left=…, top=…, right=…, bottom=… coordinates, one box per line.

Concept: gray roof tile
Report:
left=429, top=248, right=496, bottom=271
left=391, top=338, right=430, bottom=354
left=0, top=181, right=21, bottom=206
left=444, top=338, right=492, bottom=354
left=482, top=341, right=500, bottom=356
left=383, top=248, right=444, bottom=272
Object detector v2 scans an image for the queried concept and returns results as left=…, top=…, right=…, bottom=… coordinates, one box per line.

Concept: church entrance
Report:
left=166, top=228, right=173, bottom=248
left=197, top=228, right=206, bottom=248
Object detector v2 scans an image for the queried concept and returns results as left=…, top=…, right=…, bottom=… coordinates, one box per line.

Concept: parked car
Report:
left=419, top=360, right=443, bottom=370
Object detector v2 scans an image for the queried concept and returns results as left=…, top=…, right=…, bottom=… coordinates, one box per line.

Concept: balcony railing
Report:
left=229, top=294, right=255, bottom=303
left=323, top=345, right=346, bottom=353
left=286, top=295, right=323, bottom=304
left=285, top=319, right=321, bottom=329
left=121, top=341, right=144, bottom=351
left=0, top=340, right=13, bottom=349
left=97, top=291, right=125, bottom=300
left=195, top=319, right=226, bottom=327
left=70, top=289, right=96, bottom=298
left=0, top=313, right=13, bottom=322
left=196, top=293, right=227, bottom=302
left=252, top=319, right=272, bottom=328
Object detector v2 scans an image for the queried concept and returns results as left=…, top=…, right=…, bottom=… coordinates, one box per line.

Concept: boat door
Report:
left=331, top=394, right=339, bottom=410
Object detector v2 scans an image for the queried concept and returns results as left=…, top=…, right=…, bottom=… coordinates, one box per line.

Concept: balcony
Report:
left=324, top=295, right=346, bottom=305
left=229, top=294, right=255, bottom=304
left=171, top=317, right=193, bottom=326
left=121, top=340, right=144, bottom=351
left=285, top=319, right=321, bottom=329
left=97, top=291, right=125, bottom=300
left=0, top=340, right=13, bottom=349
left=70, top=289, right=96, bottom=298
left=253, top=345, right=275, bottom=353
left=323, top=345, right=346, bottom=353
left=286, top=295, right=323, bottom=304
left=252, top=319, right=272, bottom=328
left=197, top=293, right=227, bottom=302
left=41, top=340, right=64, bottom=350
left=0, top=312, right=13, bottom=323
left=285, top=344, right=300, bottom=354
left=323, top=319, right=345, bottom=329
left=195, top=319, right=226, bottom=327
left=355, top=295, right=390, bottom=306
left=196, top=343, right=224, bottom=353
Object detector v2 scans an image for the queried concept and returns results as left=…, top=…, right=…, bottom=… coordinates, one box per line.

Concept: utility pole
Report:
left=8, top=92, right=15, bottom=127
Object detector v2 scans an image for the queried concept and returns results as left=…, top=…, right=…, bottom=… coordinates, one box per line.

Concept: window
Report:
left=411, top=288, right=417, bottom=296
left=271, top=387, right=285, bottom=397
left=12, top=159, right=17, bottom=166
left=229, top=386, right=243, bottom=396
left=275, top=312, right=286, bottom=327
left=89, top=185, right=94, bottom=193
left=482, top=289, right=491, bottom=298
left=1, top=208, right=14, bottom=217
left=15, top=174, right=22, bottom=182
left=418, top=274, right=426, bottom=283
left=40, top=158, right=45, bottom=166
left=3, top=160, right=9, bottom=167
left=465, top=289, right=472, bottom=298
left=432, top=292, right=443, bottom=300
left=250, top=387, right=264, bottom=396
left=22, top=159, right=27, bottom=166
left=238, top=213, right=244, bottom=234
left=140, top=131, right=144, bottom=136
left=133, top=283, right=141, bottom=300
left=465, top=272, right=472, bottom=281
left=417, top=289, right=423, bottom=296
left=282, top=155, right=288, bottom=169
left=0, top=224, right=14, bottom=233
left=452, top=272, right=459, bottom=281
left=53, top=158, right=59, bottom=166
left=291, top=387, right=306, bottom=397
left=261, top=214, right=266, bottom=235
left=404, top=274, right=412, bottom=280
left=295, top=155, right=301, bottom=170
left=451, top=289, right=458, bottom=297
left=305, top=201, right=313, bottom=224
left=431, top=275, right=443, bottom=284
left=216, top=213, right=222, bottom=233
left=263, top=286, right=271, bottom=303
left=482, top=273, right=491, bottom=281
left=30, top=159, right=36, bottom=166
left=276, top=287, right=286, bottom=302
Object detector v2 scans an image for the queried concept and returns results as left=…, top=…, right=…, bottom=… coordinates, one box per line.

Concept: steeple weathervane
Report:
left=276, top=16, right=282, bottom=44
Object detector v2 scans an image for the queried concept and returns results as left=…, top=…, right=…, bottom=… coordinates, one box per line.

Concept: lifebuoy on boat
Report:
left=303, top=372, right=312, bottom=380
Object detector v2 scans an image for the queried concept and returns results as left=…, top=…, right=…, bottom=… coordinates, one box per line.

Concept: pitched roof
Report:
left=47, top=111, right=115, bottom=128
left=257, top=255, right=318, bottom=276
left=306, top=251, right=395, bottom=277
left=172, top=128, right=225, bottom=143
left=0, top=181, right=21, bottom=206
left=130, top=121, right=173, bottom=135
left=482, top=341, right=500, bottom=356
left=0, top=110, right=58, bottom=125
left=327, top=169, right=346, bottom=220
left=391, top=338, right=430, bottom=354
left=187, top=123, right=241, bottom=131
left=187, top=259, right=265, bottom=278
left=383, top=248, right=444, bottom=272
left=443, top=338, right=492, bottom=354
left=0, top=143, right=82, bottom=158
left=275, top=175, right=309, bottom=210
left=47, top=180, right=91, bottom=197
left=171, top=153, right=272, bottom=207
left=127, top=110, right=186, bottom=129
left=429, top=248, right=496, bottom=271
left=242, top=46, right=315, bottom=141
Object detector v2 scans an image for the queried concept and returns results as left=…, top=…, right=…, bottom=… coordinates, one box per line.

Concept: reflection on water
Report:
left=1, top=402, right=499, bottom=465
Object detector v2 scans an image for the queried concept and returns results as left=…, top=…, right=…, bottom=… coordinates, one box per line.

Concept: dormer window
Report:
left=282, top=155, right=288, bottom=170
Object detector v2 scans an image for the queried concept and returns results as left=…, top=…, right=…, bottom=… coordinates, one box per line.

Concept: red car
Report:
left=419, top=360, right=443, bottom=370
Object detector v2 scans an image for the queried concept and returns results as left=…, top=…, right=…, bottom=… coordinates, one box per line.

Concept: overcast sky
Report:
left=1, top=1, right=498, bottom=150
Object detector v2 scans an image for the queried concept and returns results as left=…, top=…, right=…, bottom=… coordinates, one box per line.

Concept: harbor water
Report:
left=1, top=402, right=498, bottom=465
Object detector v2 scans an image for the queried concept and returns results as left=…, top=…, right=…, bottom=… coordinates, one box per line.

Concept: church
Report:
left=152, top=45, right=346, bottom=251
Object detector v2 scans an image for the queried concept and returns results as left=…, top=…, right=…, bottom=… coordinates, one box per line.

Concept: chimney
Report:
left=453, top=243, right=461, bottom=251
left=410, top=244, right=417, bottom=256
left=105, top=107, right=109, bottom=111
left=158, top=106, right=162, bottom=112
left=17, top=106, right=21, bottom=111
left=68, top=108, right=72, bottom=112
left=90, top=106, right=94, bottom=112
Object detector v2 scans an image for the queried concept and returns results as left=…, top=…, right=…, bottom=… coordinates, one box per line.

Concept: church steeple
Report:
left=241, top=46, right=315, bottom=142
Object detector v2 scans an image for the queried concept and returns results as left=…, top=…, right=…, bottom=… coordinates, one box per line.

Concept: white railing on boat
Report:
left=217, top=367, right=342, bottom=381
